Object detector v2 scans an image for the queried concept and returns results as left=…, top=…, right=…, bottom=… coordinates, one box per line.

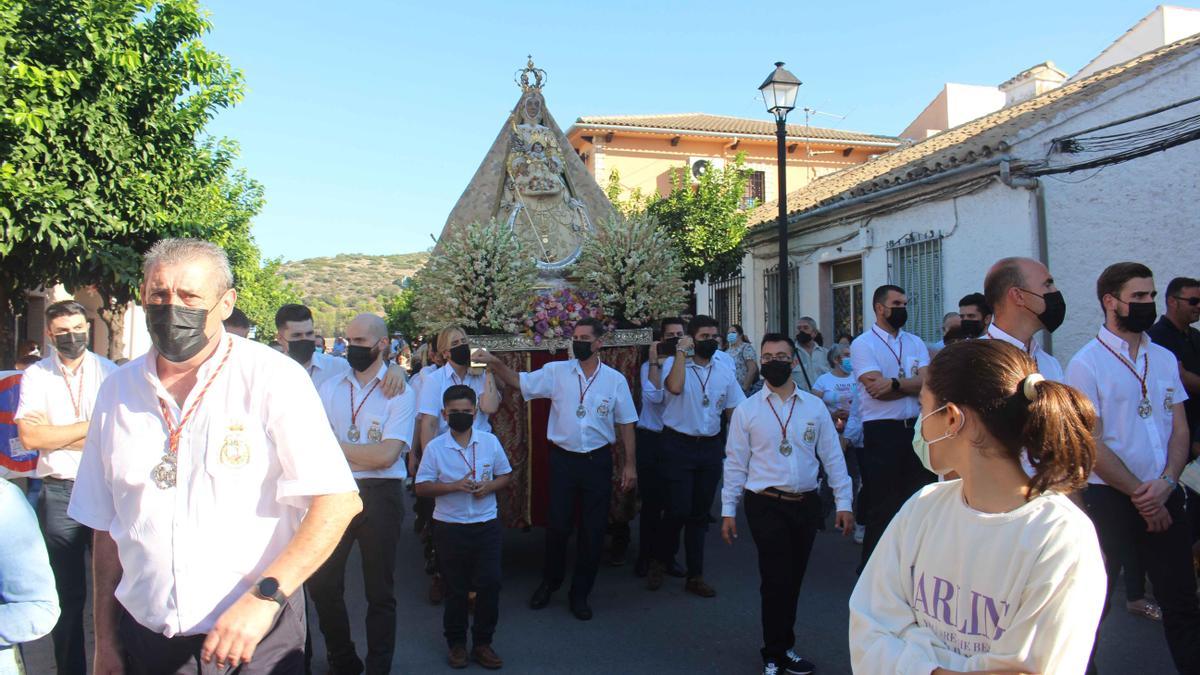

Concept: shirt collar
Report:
left=1099, top=324, right=1149, bottom=359
left=987, top=323, right=1040, bottom=355
left=572, top=359, right=604, bottom=378
left=51, top=348, right=90, bottom=375
left=760, top=384, right=800, bottom=405
left=341, top=362, right=386, bottom=389
left=143, top=329, right=233, bottom=400
left=871, top=324, right=904, bottom=343
left=445, top=430, right=476, bottom=451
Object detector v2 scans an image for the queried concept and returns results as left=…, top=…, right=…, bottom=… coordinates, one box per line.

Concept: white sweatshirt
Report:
left=848, top=480, right=1105, bottom=675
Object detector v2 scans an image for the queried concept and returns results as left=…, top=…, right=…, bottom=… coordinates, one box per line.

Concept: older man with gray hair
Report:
left=793, top=317, right=829, bottom=394
left=69, top=238, right=362, bottom=674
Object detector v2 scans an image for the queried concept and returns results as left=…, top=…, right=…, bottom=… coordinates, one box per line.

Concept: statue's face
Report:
left=522, top=96, right=542, bottom=123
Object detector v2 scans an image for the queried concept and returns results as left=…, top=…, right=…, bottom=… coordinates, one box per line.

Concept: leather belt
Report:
left=664, top=427, right=720, bottom=442
left=754, top=487, right=818, bottom=502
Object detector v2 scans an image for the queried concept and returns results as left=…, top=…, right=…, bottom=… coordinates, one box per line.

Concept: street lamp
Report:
left=759, top=62, right=801, bottom=333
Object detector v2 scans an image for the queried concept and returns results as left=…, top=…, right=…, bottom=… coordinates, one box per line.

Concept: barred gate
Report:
left=763, top=262, right=801, bottom=334
left=887, top=231, right=943, bottom=343
left=708, top=272, right=743, bottom=331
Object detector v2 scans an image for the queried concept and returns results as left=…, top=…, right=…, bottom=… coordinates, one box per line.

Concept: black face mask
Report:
left=795, top=331, right=813, bottom=345
left=885, top=306, right=908, bottom=330
left=449, top=343, right=471, bottom=367
left=447, top=411, right=474, bottom=433
left=1020, top=289, right=1066, bottom=333
left=959, top=319, right=983, bottom=338
left=54, top=331, right=88, bottom=360
left=146, top=304, right=211, bottom=363
left=573, top=340, right=594, bottom=362
left=346, top=345, right=379, bottom=372
left=761, top=360, right=793, bottom=387
left=695, top=338, right=719, bottom=360
left=287, top=339, right=316, bottom=365
left=1116, top=300, right=1157, bottom=334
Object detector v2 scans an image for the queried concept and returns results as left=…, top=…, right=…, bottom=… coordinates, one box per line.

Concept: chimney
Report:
left=998, top=61, right=1067, bottom=107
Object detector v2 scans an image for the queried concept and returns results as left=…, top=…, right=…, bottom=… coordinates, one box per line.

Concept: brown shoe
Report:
left=472, top=644, right=504, bottom=670
left=685, top=576, right=717, bottom=598
left=646, top=561, right=665, bottom=591
left=429, top=575, right=444, bottom=605
left=448, top=643, right=468, bottom=669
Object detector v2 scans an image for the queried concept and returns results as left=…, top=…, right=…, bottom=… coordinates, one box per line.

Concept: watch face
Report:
left=259, top=577, right=280, bottom=597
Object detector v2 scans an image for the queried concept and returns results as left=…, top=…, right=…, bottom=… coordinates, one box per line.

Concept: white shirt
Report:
left=519, top=360, right=637, bottom=453
left=812, top=371, right=855, bottom=414
left=849, top=481, right=1105, bottom=675
left=307, top=351, right=351, bottom=390
left=1066, top=326, right=1188, bottom=485
left=416, top=429, right=513, bottom=524
left=637, top=360, right=665, bottom=432
left=661, top=356, right=746, bottom=437
left=418, top=364, right=493, bottom=436
left=712, top=348, right=737, bottom=375
left=982, top=324, right=1064, bottom=382
left=411, top=363, right=439, bottom=402
left=67, top=333, right=357, bottom=637
left=722, top=386, right=853, bottom=516
left=318, top=364, right=416, bottom=480
left=15, top=350, right=118, bottom=480
left=851, top=325, right=930, bottom=422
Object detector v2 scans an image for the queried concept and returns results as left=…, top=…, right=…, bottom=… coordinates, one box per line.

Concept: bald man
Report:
left=981, top=257, right=1066, bottom=381
left=308, top=313, right=417, bottom=675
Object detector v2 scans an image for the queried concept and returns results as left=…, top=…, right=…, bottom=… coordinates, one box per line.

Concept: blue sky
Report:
left=200, top=0, right=1159, bottom=262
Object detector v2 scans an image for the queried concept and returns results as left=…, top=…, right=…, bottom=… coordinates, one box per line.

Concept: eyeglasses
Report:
left=1173, top=296, right=1200, bottom=307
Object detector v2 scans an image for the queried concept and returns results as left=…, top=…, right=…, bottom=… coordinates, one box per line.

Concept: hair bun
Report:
left=1022, top=373, right=1046, bottom=401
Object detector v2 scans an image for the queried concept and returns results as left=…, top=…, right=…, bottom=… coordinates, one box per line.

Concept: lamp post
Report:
left=759, top=62, right=801, bottom=333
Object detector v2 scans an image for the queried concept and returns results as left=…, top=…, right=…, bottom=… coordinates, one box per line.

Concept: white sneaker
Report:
left=853, top=524, right=865, bottom=544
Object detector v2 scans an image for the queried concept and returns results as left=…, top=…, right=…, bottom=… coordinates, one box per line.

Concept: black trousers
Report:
left=307, top=479, right=404, bottom=675
left=414, top=495, right=439, bottom=576
left=656, top=429, right=723, bottom=578
left=37, top=477, right=91, bottom=675
left=118, top=594, right=306, bottom=674
left=858, top=419, right=935, bottom=570
left=1085, top=484, right=1200, bottom=674
left=434, top=519, right=502, bottom=647
left=544, top=445, right=612, bottom=601
left=745, top=489, right=821, bottom=663
left=635, top=428, right=665, bottom=564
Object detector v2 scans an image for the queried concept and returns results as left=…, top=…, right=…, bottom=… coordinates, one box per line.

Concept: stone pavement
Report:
left=22, top=490, right=1176, bottom=673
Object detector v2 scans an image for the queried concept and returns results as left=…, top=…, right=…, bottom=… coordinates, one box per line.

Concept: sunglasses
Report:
left=1174, top=296, right=1200, bottom=307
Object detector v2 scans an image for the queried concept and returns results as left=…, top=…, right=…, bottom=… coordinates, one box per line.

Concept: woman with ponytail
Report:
left=849, top=340, right=1105, bottom=674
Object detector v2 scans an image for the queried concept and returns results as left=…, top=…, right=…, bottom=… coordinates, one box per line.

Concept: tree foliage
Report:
left=383, top=285, right=418, bottom=340
left=0, top=0, right=246, bottom=359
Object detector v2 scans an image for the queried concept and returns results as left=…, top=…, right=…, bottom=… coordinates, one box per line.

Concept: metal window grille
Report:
left=763, top=261, right=801, bottom=333
left=742, top=171, right=765, bottom=208
left=708, top=271, right=744, bottom=331
left=830, top=258, right=864, bottom=339
left=887, top=231, right=944, bottom=343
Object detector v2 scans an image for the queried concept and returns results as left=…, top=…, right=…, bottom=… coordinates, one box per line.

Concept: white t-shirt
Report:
left=416, top=429, right=513, bottom=524
left=812, top=372, right=855, bottom=414
left=849, top=480, right=1105, bottom=675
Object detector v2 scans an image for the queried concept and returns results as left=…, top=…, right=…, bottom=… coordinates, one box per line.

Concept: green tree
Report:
left=646, top=155, right=751, bottom=283
left=384, top=286, right=418, bottom=339
left=0, top=0, right=244, bottom=362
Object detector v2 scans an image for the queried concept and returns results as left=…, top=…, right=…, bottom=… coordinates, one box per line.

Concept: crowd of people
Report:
left=4, top=237, right=1200, bottom=675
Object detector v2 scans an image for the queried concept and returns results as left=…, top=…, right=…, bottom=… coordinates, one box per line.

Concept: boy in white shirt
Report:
left=416, top=385, right=512, bottom=670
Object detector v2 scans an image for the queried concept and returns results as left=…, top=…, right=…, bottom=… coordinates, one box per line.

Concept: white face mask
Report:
left=912, top=404, right=957, bottom=474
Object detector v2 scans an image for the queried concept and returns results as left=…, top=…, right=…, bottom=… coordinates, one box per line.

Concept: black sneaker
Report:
left=762, top=660, right=781, bottom=675
left=784, top=649, right=816, bottom=675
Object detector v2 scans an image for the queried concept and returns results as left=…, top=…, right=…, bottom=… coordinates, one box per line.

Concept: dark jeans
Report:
left=414, top=495, right=439, bottom=576
left=656, top=429, right=723, bottom=578
left=1085, top=484, right=1200, bottom=673
left=37, top=477, right=91, bottom=675
left=118, top=594, right=306, bottom=674
left=434, top=519, right=502, bottom=646
left=307, top=479, right=404, bottom=675
left=858, top=419, right=935, bottom=570
left=544, top=444, right=612, bottom=602
left=745, top=489, right=821, bottom=663
left=635, top=428, right=665, bottom=565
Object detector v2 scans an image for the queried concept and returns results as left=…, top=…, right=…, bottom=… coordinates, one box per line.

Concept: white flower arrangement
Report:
left=412, top=220, right=537, bottom=334
left=575, top=213, right=687, bottom=327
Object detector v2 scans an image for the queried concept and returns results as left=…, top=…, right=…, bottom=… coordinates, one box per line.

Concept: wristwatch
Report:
left=251, top=577, right=286, bottom=607
left=1161, top=473, right=1179, bottom=491
left=890, top=378, right=901, bottom=392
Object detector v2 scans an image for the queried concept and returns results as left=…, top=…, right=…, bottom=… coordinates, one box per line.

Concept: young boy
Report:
left=415, top=385, right=512, bottom=670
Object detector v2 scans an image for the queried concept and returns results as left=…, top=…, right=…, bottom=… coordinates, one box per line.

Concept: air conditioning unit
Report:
left=688, top=157, right=725, bottom=183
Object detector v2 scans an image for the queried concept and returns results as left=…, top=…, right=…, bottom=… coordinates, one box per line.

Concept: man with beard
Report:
left=982, top=257, right=1066, bottom=380
left=957, top=292, right=993, bottom=339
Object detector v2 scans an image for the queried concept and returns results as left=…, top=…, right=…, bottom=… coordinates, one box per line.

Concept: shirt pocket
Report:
left=204, top=417, right=270, bottom=486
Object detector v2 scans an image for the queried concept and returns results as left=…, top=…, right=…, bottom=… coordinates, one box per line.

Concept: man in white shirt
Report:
left=722, top=333, right=853, bottom=675
left=482, top=317, right=637, bottom=620
left=792, top=317, right=829, bottom=394
left=929, top=312, right=961, bottom=352
left=308, top=312, right=416, bottom=675
left=850, top=284, right=933, bottom=570
left=956, top=292, right=993, bottom=339
left=981, top=257, right=1066, bottom=381
left=275, top=303, right=407, bottom=396
left=1066, top=262, right=1200, bottom=673
left=68, top=238, right=362, bottom=674
left=223, top=307, right=251, bottom=339
left=648, top=315, right=746, bottom=597
left=15, top=300, right=118, bottom=675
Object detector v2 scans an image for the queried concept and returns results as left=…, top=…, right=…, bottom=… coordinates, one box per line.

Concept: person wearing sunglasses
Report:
left=1148, top=277, right=1200, bottom=438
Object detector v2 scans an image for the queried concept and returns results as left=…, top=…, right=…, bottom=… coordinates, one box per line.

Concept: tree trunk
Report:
left=0, top=286, right=13, bottom=370
left=98, top=302, right=127, bottom=361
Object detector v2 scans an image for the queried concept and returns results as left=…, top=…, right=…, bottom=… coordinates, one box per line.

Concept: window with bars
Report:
left=830, top=258, right=864, bottom=339
left=743, top=171, right=765, bottom=208
left=708, top=272, right=744, bottom=332
left=887, top=231, right=944, bottom=343
left=763, top=262, right=801, bottom=333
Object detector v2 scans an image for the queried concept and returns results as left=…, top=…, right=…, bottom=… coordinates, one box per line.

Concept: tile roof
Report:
left=747, top=32, right=1200, bottom=229
left=571, top=113, right=901, bottom=145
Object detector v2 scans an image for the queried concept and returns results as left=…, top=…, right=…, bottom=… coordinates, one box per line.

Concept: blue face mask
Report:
left=912, top=404, right=955, bottom=474
left=726, top=332, right=738, bottom=345
left=841, top=358, right=853, bottom=373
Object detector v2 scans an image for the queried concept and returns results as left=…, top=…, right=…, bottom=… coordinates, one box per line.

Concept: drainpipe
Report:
left=1000, top=160, right=1052, bottom=354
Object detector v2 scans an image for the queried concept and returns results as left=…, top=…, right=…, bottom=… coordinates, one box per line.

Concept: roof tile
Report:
left=572, top=113, right=900, bottom=145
